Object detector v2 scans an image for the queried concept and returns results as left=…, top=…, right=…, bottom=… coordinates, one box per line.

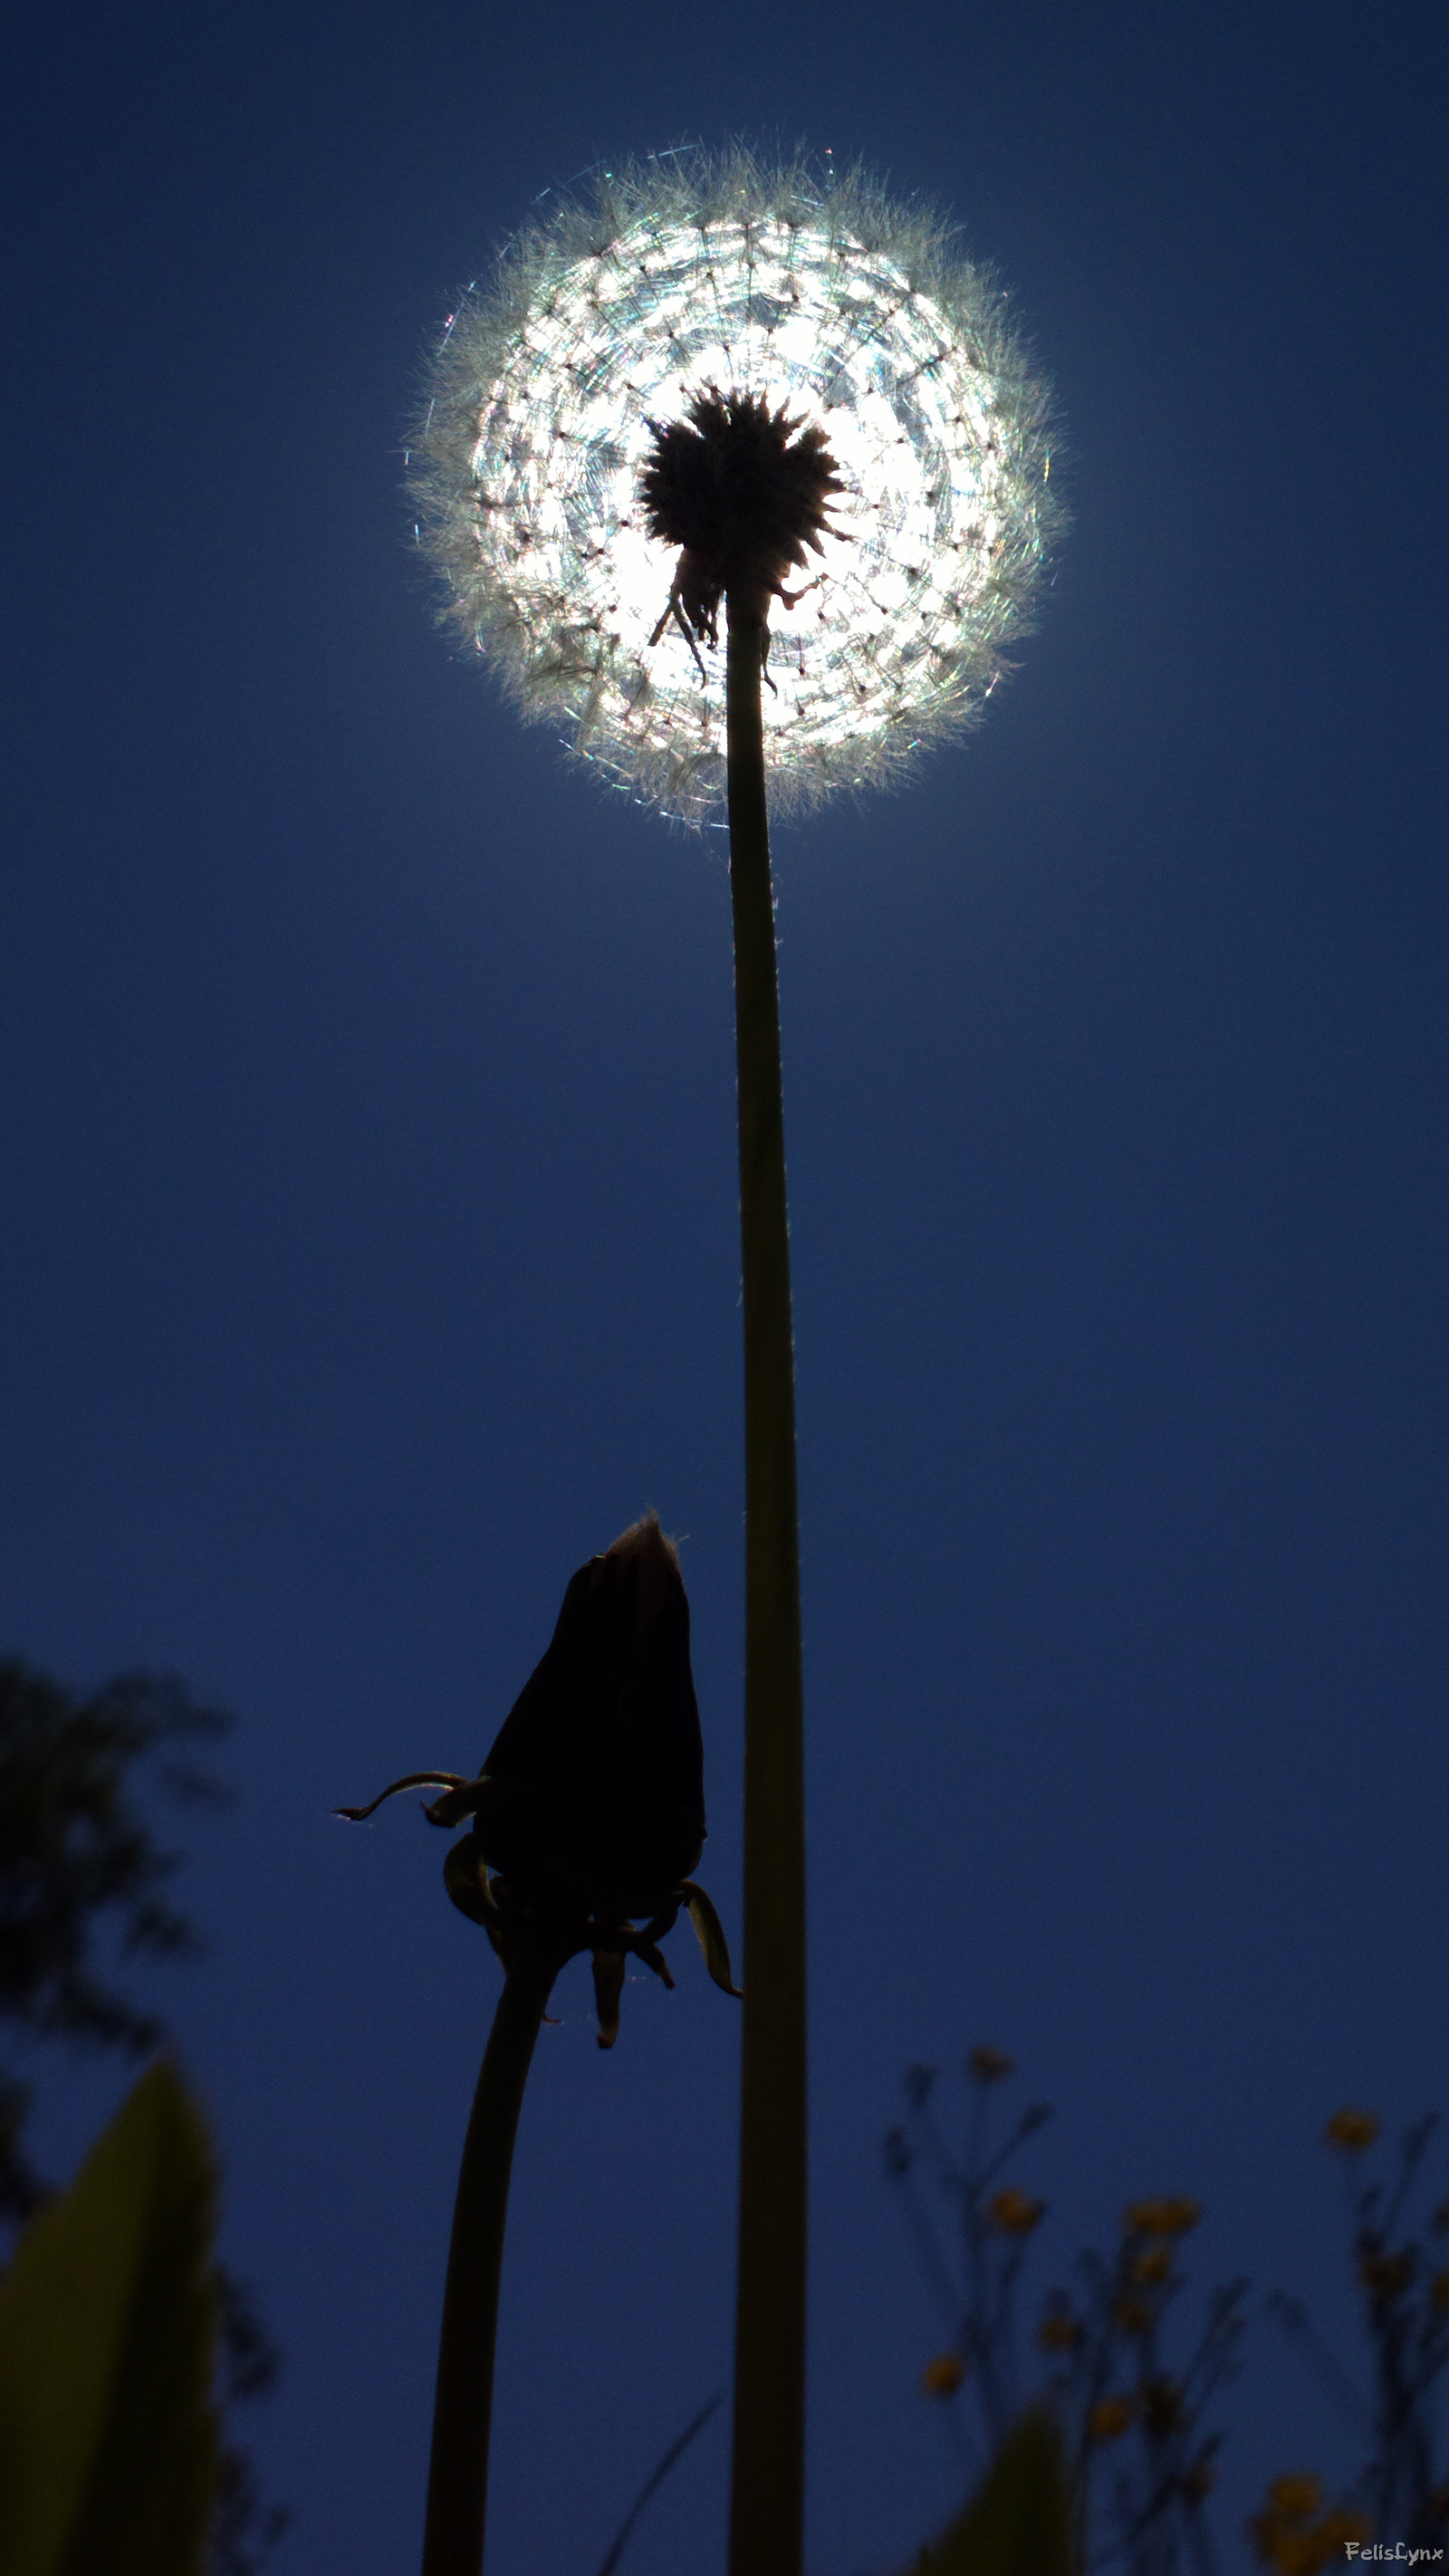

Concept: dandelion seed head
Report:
left=411, top=149, right=1063, bottom=824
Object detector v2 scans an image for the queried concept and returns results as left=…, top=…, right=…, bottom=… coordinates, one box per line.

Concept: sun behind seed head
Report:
left=408, top=148, right=1062, bottom=823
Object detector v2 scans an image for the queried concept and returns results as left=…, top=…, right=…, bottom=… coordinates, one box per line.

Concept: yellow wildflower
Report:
left=1131, top=2244, right=1172, bottom=2284
left=1113, top=2295, right=1153, bottom=2336
left=1088, top=2395, right=1135, bottom=2442
left=1124, top=2196, right=1202, bottom=2237
left=1263, top=2475, right=1323, bottom=2522
left=990, top=2187, right=1043, bottom=2235
left=920, top=2352, right=965, bottom=2398
left=1324, top=2108, right=1379, bottom=2154
left=1358, top=2249, right=1413, bottom=2302
left=968, top=2045, right=1014, bottom=2082
left=1433, top=2272, right=1449, bottom=2312
left=1248, top=2475, right=1373, bottom=2574
left=1037, top=2311, right=1080, bottom=2352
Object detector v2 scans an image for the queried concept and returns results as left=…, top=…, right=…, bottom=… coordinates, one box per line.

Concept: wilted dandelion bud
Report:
left=337, top=1514, right=739, bottom=2046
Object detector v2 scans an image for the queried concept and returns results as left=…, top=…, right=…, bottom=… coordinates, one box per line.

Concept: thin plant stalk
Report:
left=421, top=1941, right=561, bottom=2576
left=724, top=593, right=808, bottom=2576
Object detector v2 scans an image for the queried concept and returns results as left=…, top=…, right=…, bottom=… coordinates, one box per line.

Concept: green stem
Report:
left=421, top=1944, right=560, bottom=2576
left=724, top=596, right=808, bottom=2576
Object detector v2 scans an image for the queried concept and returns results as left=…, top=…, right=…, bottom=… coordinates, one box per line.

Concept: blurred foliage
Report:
left=0, top=1662, right=232, bottom=2065
left=0, top=2060, right=217, bottom=2576
left=903, top=2409, right=1073, bottom=2574
left=1249, top=2108, right=1449, bottom=2567
left=0, top=1659, right=286, bottom=2572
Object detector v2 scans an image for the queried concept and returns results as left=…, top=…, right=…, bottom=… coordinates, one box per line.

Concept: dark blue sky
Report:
left=4, top=4, right=1446, bottom=2569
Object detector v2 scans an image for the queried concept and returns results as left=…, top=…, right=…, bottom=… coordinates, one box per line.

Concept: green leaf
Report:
left=908, top=2413, right=1074, bottom=2576
left=0, top=2060, right=219, bottom=2576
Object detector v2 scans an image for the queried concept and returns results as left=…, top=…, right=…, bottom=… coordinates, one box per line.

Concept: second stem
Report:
left=724, top=595, right=808, bottom=2576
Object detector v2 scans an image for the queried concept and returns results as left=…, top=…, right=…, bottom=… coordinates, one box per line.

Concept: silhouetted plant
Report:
left=885, top=2046, right=1245, bottom=2573
left=340, top=1513, right=739, bottom=2576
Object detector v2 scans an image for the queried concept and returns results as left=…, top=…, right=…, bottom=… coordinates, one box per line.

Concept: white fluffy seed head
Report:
left=411, top=149, right=1065, bottom=827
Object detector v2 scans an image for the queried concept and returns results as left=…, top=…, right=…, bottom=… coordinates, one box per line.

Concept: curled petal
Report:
left=334, top=1772, right=471, bottom=1822
left=442, top=1831, right=502, bottom=1932
left=681, top=1881, right=743, bottom=1998
left=593, top=1952, right=626, bottom=2051
left=633, top=1941, right=676, bottom=1990
left=422, top=1778, right=489, bottom=1829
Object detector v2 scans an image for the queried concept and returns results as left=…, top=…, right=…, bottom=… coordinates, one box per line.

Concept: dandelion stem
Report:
left=421, top=1941, right=561, bottom=2576
left=724, top=595, right=808, bottom=2576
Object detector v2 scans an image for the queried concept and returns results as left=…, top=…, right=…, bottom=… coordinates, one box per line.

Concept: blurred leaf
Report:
left=0, top=2059, right=218, bottom=2576
left=908, top=2413, right=1073, bottom=2576
left=0, top=1660, right=234, bottom=2059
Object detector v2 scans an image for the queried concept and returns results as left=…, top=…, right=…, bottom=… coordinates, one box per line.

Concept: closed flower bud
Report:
left=337, top=1514, right=739, bottom=2047
left=465, top=1513, right=706, bottom=1914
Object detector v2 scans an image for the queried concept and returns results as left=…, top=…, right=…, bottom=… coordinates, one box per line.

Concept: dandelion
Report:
left=411, top=149, right=1059, bottom=825
left=1037, top=2309, right=1080, bottom=2353
left=1431, top=2270, right=1449, bottom=2311
left=1324, top=2107, right=1380, bottom=2154
left=409, top=147, right=1060, bottom=2576
left=920, top=2352, right=966, bottom=2398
